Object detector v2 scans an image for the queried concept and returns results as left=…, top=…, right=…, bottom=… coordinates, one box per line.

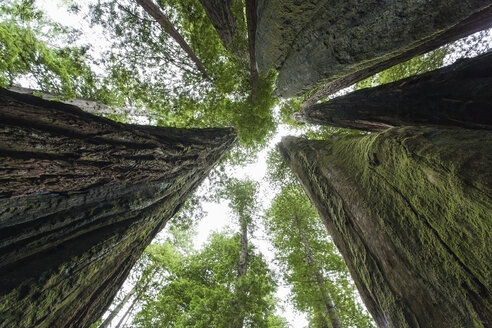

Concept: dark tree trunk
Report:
left=0, top=88, right=235, bottom=328
left=295, top=51, right=492, bottom=131
left=255, top=0, right=492, bottom=98
left=199, top=0, right=237, bottom=48
left=136, top=0, right=209, bottom=78
left=246, top=0, right=259, bottom=102
left=278, top=127, right=491, bottom=328
left=295, top=216, right=342, bottom=328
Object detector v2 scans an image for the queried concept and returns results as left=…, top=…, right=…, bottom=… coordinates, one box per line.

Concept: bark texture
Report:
left=278, top=127, right=491, bottom=328
left=255, top=0, right=492, bottom=98
left=199, top=0, right=237, bottom=47
left=246, top=0, right=259, bottom=102
left=295, top=51, right=492, bottom=131
left=0, top=88, right=236, bottom=328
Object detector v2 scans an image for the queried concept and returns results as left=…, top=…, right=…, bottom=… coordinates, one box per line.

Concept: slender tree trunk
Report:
left=136, top=0, right=209, bottom=78
left=295, top=51, right=492, bottom=131
left=7, top=85, right=143, bottom=117
left=237, top=217, right=249, bottom=278
left=0, top=88, right=235, bottom=328
left=278, top=127, right=492, bottom=328
left=114, top=291, right=140, bottom=328
left=245, top=0, right=259, bottom=102
left=99, top=286, right=137, bottom=328
left=294, top=216, right=342, bottom=328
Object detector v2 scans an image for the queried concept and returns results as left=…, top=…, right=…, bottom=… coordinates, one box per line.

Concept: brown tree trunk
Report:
left=295, top=216, right=342, bottom=328
left=136, top=0, right=209, bottom=78
left=0, top=88, right=235, bottom=328
left=295, top=51, right=492, bottom=131
left=255, top=0, right=492, bottom=98
left=198, top=0, right=237, bottom=48
left=278, top=127, right=491, bottom=328
left=246, top=0, right=259, bottom=102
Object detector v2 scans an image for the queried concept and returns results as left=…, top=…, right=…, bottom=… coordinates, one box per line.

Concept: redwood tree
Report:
left=0, top=88, right=235, bottom=328
left=278, top=127, right=491, bottom=328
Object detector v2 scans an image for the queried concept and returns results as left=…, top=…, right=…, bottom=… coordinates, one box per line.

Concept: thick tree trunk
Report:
left=278, top=127, right=491, bottom=328
left=295, top=217, right=342, bottom=328
left=255, top=0, right=492, bottom=98
left=136, top=0, right=209, bottom=78
left=295, top=51, right=492, bottom=131
left=245, top=0, right=259, bottom=102
left=198, top=0, right=237, bottom=48
left=0, top=88, right=235, bottom=328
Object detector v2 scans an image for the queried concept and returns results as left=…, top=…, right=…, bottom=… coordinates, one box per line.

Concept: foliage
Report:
left=265, top=182, right=375, bottom=328
left=0, top=0, right=115, bottom=103
left=88, top=0, right=277, bottom=150
left=133, top=233, right=287, bottom=328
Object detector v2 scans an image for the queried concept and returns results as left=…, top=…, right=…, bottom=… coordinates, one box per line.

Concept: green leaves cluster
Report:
left=0, top=0, right=114, bottom=102
left=133, top=234, right=286, bottom=328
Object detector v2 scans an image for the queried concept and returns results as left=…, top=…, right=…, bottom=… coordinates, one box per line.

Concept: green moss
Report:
left=282, top=127, right=491, bottom=327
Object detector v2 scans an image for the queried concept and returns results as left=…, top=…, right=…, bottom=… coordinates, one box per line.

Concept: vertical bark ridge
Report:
left=0, top=88, right=236, bottom=328
left=278, top=127, right=491, bottom=327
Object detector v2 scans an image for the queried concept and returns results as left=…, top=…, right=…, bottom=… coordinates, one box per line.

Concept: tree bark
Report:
left=245, top=0, right=259, bottom=102
left=198, top=0, right=237, bottom=48
left=255, top=0, right=492, bottom=98
left=0, top=87, right=235, bottom=328
left=7, top=85, right=145, bottom=118
left=294, top=216, right=342, bottom=328
left=278, top=127, right=492, bottom=328
left=295, top=51, right=492, bottom=131
left=136, top=0, right=209, bottom=78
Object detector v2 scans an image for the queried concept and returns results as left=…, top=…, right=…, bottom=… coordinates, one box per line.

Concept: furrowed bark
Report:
left=0, top=87, right=236, bottom=328
left=246, top=0, right=259, bottom=102
left=278, top=127, right=491, bottom=328
left=136, top=0, right=209, bottom=78
left=198, top=0, right=237, bottom=48
left=255, top=0, right=492, bottom=98
left=294, top=51, right=492, bottom=131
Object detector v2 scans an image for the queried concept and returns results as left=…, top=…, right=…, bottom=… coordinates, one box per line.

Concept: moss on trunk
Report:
left=278, top=127, right=491, bottom=327
left=0, top=88, right=236, bottom=328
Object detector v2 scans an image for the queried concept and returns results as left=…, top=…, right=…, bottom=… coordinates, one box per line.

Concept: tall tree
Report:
left=135, top=0, right=208, bottom=77
left=294, top=51, right=492, bottom=131
left=278, top=127, right=491, bottom=328
left=0, top=88, right=236, bottom=328
left=133, top=234, right=287, bottom=328
left=264, top=154, right=374, bottom=328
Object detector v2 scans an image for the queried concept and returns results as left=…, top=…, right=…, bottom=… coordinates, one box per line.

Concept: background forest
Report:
left=1, top=0, right=490, bottom=327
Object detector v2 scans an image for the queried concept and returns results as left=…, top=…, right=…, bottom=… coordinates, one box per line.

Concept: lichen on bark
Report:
left=278, top=127, right=491, bottom=327
left=0, top=88, right=236, bottom=328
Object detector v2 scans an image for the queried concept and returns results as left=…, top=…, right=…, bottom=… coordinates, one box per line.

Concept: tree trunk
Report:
left=7, top=85, right=136, bottom=117
left=237, top=217, right=249, bottom=278
left=245, top=0, right=259, bottom=102
left=278, top=127, right=491, bottom=328
left=295, top=51, right=492, bottom=131
left=255, top=0, right=492, bottom=98
left=136, top=0, right=209, bottom=78
left=113, top=295, right=138, bottom=328
left=0, top=87, right=235, bottom=328
left=198, top=0, right=237, bottom=48
left=99, top=286, right=136, bottom=328
left=295, top=216, right=342, bottom=328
